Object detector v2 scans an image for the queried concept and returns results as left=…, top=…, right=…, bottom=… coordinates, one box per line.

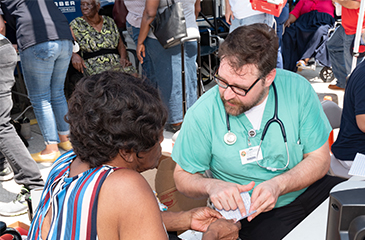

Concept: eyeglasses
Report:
left=214, top=70, right=262, bottom=96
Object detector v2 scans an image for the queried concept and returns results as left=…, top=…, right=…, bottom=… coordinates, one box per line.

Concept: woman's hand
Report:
left=120, top=57, right=132, bottom=68
left=224, top=0, right=234, bottom=25
left=284, top=14, right=297, bottom=28
left=136, top=43, right=146, bottom=64
left=189, top=207, right=223, bottom=232
left=71, top=53, right=86, bottom=73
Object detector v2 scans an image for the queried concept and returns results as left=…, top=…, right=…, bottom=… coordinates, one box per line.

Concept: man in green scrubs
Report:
left=172, top=23, right=344, bottom=240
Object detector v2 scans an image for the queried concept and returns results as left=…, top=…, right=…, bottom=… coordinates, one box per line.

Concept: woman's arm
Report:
left=136, top=0, right=160, bottom=63
left=195, top=0, right=201, bottom=19
left=284, top=14, right=297, bottom=28
left=69, top=26, right=86, bottom=73
left=117, top=37, right=132, bottom=68
left=162, top=207, right=222, bottom=232
left=224, top=0, right=233, bottom=25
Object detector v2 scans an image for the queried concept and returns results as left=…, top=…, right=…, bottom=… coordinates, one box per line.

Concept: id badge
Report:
left=240, top=146, right=263, bottom=165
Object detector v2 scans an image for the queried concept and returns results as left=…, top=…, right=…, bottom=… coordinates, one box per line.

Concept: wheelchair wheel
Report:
left=320, top=66, right=335, bottom=82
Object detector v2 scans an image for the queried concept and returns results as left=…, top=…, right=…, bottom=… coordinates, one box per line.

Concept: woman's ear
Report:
left=119, top=149, right=134, bottom=163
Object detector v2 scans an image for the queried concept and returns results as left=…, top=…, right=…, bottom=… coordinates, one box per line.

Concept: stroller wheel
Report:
left=320, top=67, right=335, bottom=82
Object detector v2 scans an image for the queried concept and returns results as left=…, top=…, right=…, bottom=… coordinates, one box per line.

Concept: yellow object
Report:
left=31, top=151, right=61, bottom=163
left=30, top=119, right=38, bottom=125
left=58, top=141, right=73, bottom=151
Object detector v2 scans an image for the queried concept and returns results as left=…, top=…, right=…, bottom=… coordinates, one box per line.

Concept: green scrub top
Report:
left=172, top=69, right=331, bottom=208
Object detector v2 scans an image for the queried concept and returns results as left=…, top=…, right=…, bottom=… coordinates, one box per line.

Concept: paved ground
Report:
left=0, top=65, right=345, bottom=227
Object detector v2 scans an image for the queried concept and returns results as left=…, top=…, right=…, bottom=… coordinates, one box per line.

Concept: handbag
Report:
left=150, top=0, right=187, bottom=49
left=112, top=0, right=128, bottom=30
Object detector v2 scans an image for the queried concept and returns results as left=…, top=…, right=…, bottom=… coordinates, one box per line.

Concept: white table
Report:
left=283, top=176, right=365, bottom=240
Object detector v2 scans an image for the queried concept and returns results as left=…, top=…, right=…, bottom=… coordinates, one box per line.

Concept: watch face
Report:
left=224, top=132, right=237, bottom=145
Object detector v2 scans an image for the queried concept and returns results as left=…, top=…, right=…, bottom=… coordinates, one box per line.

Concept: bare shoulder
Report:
left=97, top=169, right=167, bottom=240
left=104, top=169, right=152, bottom=194
left=99, top=169, right=157, bottom=210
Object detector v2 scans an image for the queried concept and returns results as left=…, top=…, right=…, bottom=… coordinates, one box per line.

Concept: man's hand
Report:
left=202, top=219, right=241, bottom=240
left=207, top=181, right=255, bottom=216
left=247, top=178, right=282, bottom=221
left=189, top=207, right=223, bottom=232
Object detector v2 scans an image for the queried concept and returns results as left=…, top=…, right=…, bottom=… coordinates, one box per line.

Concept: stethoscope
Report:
left=224, top=82, right=290, bottom=172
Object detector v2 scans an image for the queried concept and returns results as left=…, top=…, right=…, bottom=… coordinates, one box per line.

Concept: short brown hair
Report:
left=218, top=23, right=278, bottom=78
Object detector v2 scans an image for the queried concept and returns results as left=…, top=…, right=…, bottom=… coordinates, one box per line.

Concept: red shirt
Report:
left=290, top=0, right=335, bottom=18
left=342, top=7, right=365, bottom=35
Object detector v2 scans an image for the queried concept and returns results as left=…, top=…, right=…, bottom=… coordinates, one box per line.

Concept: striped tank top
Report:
left=27, top=151, right=119, bottom=240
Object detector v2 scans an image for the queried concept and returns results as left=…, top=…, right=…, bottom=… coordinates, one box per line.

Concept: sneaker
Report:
left=0, top=188, right=30, bottom=217
left=0, top=160, right=14, bottom=181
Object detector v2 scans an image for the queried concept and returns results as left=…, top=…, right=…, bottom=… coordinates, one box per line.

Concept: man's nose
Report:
left=224, top=86, right=236, bottom=100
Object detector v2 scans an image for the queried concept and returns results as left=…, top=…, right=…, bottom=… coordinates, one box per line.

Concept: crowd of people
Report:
left=0, top=0, right=364, bottom=239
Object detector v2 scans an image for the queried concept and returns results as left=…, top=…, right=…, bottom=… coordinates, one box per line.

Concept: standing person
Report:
left=327, top=0, right=364, bottom=90
left=274, top=3, right=289, bottom=68
left=0, top=15, right=44, bottom=217
left=224, top=0, right=274, bottom=33
left=0, top=0, right=74, bottom=162
left=123, top=0, right=155, bottom=83
left=331, top=60, right=365, bottom=178
left=171, top=24, right=344, bottom=240
left=137, top=0, right=201, bottom=133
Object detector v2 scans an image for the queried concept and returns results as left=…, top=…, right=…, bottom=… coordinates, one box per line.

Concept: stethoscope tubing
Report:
left=224, top=82, right=290, bottom=171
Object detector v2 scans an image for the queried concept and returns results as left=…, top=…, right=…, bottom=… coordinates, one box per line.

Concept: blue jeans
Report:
left=126, top=22, right=155, bottom=85
left=145, top=38, right=198, bottom=124
left=19, top=40, right=72, bottom=145
left=327, top=25, right=363, bottom=88
left=230, top=13, right=274, bottom=33
left=0, top=37, right=44, bottom=190
left=275, top=4, right=289, bottom=68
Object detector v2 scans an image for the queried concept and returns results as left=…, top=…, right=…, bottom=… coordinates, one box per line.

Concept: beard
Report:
left=221, top=86, right=269, bottom=116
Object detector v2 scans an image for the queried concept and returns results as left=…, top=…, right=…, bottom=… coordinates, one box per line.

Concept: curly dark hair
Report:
left=66, top=71, right=168, bottom=168
left=218, top=23, right=278, bottom=78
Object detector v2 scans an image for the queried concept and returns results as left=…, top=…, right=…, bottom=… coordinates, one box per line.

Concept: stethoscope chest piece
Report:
left=224, top=131, right=237, bottom=145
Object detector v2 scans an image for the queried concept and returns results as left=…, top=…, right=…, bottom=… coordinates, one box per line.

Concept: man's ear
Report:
left=119, top=149, right=134, bottom=163
left=264, top=69, right=276, bottom=87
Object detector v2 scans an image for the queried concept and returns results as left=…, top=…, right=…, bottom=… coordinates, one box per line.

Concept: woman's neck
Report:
left=83, top=15, right=103, bottom=28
